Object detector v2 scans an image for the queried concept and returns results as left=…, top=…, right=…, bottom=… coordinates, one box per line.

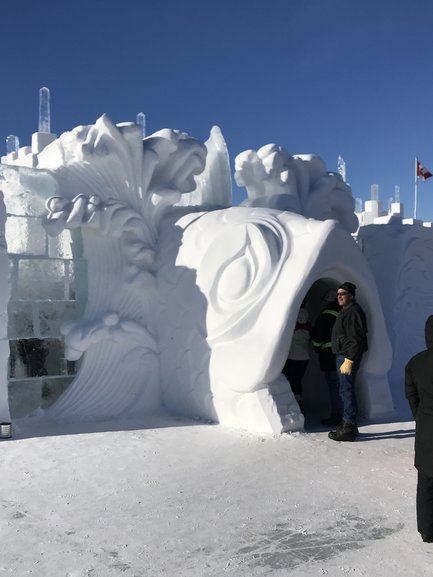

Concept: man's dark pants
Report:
left=336, top=354, right=360, bottom=424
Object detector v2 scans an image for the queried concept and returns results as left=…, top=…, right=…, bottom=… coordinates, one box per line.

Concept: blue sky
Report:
left=3, top=0, right=433, bottom=217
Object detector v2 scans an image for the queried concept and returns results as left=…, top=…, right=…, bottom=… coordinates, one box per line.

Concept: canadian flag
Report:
left=417, top=160, right=433, bottom=180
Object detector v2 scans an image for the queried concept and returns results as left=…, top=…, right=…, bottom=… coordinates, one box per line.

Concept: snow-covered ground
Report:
left=0, top=416, right=431, bottom=577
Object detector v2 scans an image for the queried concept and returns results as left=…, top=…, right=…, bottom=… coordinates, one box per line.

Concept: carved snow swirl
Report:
left=44, top=193, right=157, bottom=277
left=185, top=209, right=291, bottom=344
left=235, top=144, right=358, bottom=233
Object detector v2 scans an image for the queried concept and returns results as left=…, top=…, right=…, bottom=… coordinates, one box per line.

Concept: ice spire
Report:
left=337, top=155, right=346, bottom=182
left=6, top=135, right=20, bottom=154
left=394, top=185, right=400, bottom=203
left=39, top=87, right=51, bottom=133
left=136, top=112, right=146, bottom=138
left=355, top=197, right=363, bottom=213
left=370, top=184, right=379, bottom=201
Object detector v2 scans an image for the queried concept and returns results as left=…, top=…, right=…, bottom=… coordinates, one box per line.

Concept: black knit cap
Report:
left=338, top=282, right=356, bottom=296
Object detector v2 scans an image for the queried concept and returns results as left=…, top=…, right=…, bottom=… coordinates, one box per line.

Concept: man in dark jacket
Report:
left=328, top=282, right=368, bottom=442
left=311, top=290, right=341, bottom=425
left=405, top=315, right=433, bottom=543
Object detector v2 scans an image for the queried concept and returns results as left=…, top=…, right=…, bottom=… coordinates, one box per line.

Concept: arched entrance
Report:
left=295, top=278, right=340, bottom=428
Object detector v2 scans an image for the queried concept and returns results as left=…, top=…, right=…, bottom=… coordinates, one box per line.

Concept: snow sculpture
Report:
left=235, top=144, right=358, bottom=233
left=36, top=115, right=207, bottom=420
left=158, top=207, right=393, bottom=433
left=0, top=115, right=395, bottom=434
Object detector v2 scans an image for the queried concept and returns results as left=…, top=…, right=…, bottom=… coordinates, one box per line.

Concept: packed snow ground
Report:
left=0, top=415, right=431, bottom=577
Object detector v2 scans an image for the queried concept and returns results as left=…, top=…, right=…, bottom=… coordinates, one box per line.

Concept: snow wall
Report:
left=358, top=222, right=433, bottom=419
left=0, top=116, right=398, bottom=434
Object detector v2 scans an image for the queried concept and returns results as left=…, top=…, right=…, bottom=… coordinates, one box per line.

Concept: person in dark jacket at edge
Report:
left=405, top=315, right=433, bottom=543
left=311, top=290, right=341, bottom=426
left=328, top=282, right=368, bottom=442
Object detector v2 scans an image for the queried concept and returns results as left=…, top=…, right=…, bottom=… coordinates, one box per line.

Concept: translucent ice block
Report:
left=8, top=379, right=42, bottom=418
left=7, top=302, right=34, bottom=339
left=38, top=301, right=77, bottom=337
left=6, top=135, right=20, bottom=155
left=0, top=164, right=58, bottom=215
left=15, top=258, right=67, bottom=300
left=48, top=229, right=74, bottom=259
left=9, top=337, right=68, bottom=379
left=5, top=216, right=47, bottom=256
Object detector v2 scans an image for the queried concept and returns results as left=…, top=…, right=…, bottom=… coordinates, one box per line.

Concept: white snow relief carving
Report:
left=235, top=144, right=358, bottom=233
left=35, top=115, right=207, bottom=420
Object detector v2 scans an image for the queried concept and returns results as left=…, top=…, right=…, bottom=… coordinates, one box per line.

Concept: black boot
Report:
left=328, top=421, right=357, bottom=442
left=337, top=421, right=359, bottom=436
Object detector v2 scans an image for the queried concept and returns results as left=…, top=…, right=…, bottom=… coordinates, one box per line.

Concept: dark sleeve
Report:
left=311, top=315, right=325, bottom=351
left=405, top=359, right=419, bottom=420
left=345, top=308, right=367, bottom=362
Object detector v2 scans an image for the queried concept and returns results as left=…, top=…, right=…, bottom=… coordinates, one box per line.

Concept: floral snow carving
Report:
left=34, top=115, right=207, bottom=421
left=41, top=115, right=207, bottom=275
left=37, top=112, right=208, bottom=290
left=234, top=144, right=358, bottom=233
left=61, top=312, right=158, bottom=361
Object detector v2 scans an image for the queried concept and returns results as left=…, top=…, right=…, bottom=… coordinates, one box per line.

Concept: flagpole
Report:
left=414, top=156, right=418, bottom=219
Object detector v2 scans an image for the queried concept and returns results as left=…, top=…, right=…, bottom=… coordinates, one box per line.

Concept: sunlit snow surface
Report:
left=0, top=417, right=424, bottom=577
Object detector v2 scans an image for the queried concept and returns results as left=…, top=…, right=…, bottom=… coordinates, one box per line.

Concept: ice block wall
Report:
left=0, top=165, right=86, bottom=418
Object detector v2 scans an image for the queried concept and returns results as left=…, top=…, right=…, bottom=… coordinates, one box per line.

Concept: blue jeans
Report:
left=336, top=355, right=359, bottom=424
left=324, top=370, right=342, bottom=419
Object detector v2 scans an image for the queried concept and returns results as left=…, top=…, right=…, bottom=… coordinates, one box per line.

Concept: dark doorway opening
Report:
left=288, top=277, right=340, bottom=430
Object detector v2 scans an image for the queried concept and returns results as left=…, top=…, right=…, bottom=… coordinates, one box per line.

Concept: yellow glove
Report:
left=340, top=358, right=354, bottom=375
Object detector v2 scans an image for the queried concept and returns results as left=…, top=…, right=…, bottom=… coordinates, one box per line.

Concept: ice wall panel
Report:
left=9, top=338, right=69, bottom=379
left=8, top=379, right=41, bottom=418
left=38, top=301, right=77, bottom=337
left=7, top=302, right=34, bottom=339
left=48, top=230, right=74, bottom=259
left=6, top=216, right=46, bottom=255
left=15, top=259, right=67, bottom=300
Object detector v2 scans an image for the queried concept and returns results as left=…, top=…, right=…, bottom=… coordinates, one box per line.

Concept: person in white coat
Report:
left=282, top=303, right=312, bottom=408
